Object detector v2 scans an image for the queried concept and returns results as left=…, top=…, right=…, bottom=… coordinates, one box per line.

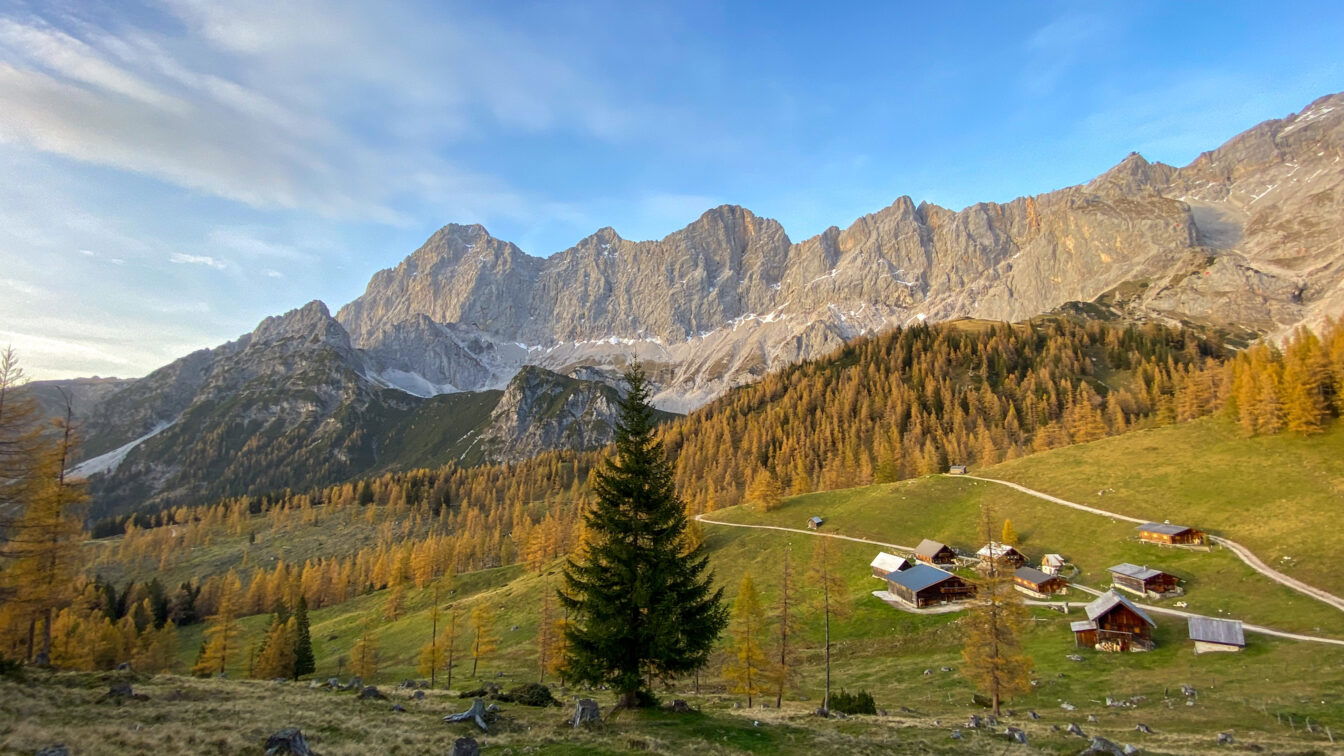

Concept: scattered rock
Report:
left=357, top=686, right=386, bottom=701
left=1004, top=726, right=1028, bottom=744
left=967, top=714, right=983, bottom=729
left=1122, top=745, right=1142, bottom=755
left=950, top=729, right=963, bottom=740
left=1180, top=685, right=1197, bottom=697
left=399, top=680, right=417, bottom=689
left=100, top=683, right=148, bottom=703
left=663, top=699, right=694, bottom=713
left=813, top=708, right=829, bottom=718
left=35, top=746, right=69, bottom=756
left=571, top=698, right=601, bottom=728
left=940, top=666, right=953, bottom=672
left=1216, top=732, right=1235, bottom=745
left=923, top=669, right=933, bottom=676
left=1061, top=702, right=1077, bottom=711
left=263, top=727, right=314, bottom=756
left=1067, top=722, right=1087, bottom=737
left=326, top=677, right=341, bottom=689
left=1077, top=735, right=1125, bottom=755
left=450, top=736, right=480, bottom=756
left=1028, top=710, right=1040, bottom=720
left=1066, top=654, right=1085, bottom=662
left=986, top=715, right=998, bottom=727
left=412, top=690, right=426, bottom=700
left=391, top=704, right=407, bottom=713
left=1087, top=714, right=1099, bottom=722
left=348, top=677, right=362, bottom=689
left=115, top=662, right=132, bottom=671
left=1135, top=723, right=1153, bottom=734
left=731, top=701, right=740, bottom=709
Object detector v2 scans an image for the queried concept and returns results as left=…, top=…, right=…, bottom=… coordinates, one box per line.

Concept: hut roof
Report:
left=915, top=539, right=952, bottom=558
left=1137, top=522, right=1195, bottom=535
left=1187, top=617, right=1245, bottom=647
left=1014, top=566, right=1056, bottom=585
left=1070, top=619, right=1097, bottom=632
left=1043, top=553, right=1066, bottom=566
left=977, top=541, right=1022, bottom=559
left=1108, top=563, right=1168, bottom=581
left=1084, top=591, right=1156, bottom=627
left=887, top=564, right=958, bottom=593
left=870, top=552, right=909, bottom=573
left=808, top=516, right=824, bottom=525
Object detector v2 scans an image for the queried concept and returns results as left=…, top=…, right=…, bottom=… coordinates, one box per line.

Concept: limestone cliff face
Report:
left=334, top=92, right=1344, bottom=408
left=472, top=366, right=625, bottom=463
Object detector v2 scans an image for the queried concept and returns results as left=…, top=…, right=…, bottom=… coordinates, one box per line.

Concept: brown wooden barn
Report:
left=807, top=516, right=824, bottom=530
left=869, top=552, right=912, bottom=579
left=1013, top=566, right=1068, bottom=598
left=976, top=541, right=1027, bottom=572
left=914, top=539, right=958, bottom=566
left=1108, top=563, right=1180, bottom=597
left=1136, top=521, right=1206, bottom=546
left=885, top=564, right=975, bottom=608
left=1072, top=591, right=1157, bottom=651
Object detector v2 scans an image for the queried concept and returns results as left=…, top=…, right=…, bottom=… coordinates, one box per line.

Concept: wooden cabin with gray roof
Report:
left=1187, top=617, right=1245, bottom=653
left=1108, top=562, right=1181, bottom=598
left=1013, top=566, right=1068, bottom=598
left=869, top=551, right=912, bottom=580
left=1137, top=521, right=1207, bottom=547
left=914, top=538, right=958, bottom=566
left=1071, top=591, right=1157, bottom=652
left=885, top=564, right=975, bottom=608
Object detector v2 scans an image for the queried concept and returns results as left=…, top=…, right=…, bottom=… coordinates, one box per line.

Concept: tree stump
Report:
left=571, top=698, right=601, bottom=728
left=263, top=727, right=314, bottom=756
left=445, top=698, right=493, bottom=732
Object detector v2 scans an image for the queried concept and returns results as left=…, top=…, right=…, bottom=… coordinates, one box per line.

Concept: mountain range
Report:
left=39, top=91, right=1344, bottom=516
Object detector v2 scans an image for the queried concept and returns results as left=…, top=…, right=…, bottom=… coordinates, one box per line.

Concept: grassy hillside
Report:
left=986, top=415, right=1344, bottom=596
left=47, top=416, right=1344, bottom=753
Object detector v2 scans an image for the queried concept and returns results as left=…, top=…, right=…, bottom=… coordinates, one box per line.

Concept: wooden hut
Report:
left=1136, top=521, right=1206, bottom=546
left=914, top=538, right=958, bottom=566
left=885, top=564, right=975, bottom=608
left=948, top=464, right=968, bottom=475
left=1013, top=566, right=1068, bottom=598
left=976, top=541, right=1027, bottom=572
left=807, top=516, right=824, bottom=530
left=1187, top=617, right=1245, bottom=654
left=1041, top=554, right=1067, bottom=575
left=1071, top=591, right=1157, bottom=651
left=870, top=552, right=912, bottom=579
left=1108, top=563, right=1180, bottom=597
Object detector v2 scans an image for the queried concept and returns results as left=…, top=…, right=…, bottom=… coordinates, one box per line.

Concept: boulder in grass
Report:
left=1077, top=736, right=1125, bottom=756
left=35, top=746, right=70, bottom=756
left=1135, top=723, right=1154, bottom=734
left=263, top=728, right=314, bottom=756
left=1122, top=745, right=1142, bottom=755
left=1004, top=726, right=1028, bottom=744
left=412, top=690, right=426, bottom=700
left=1066, top=722, right=1087, bottom=737
left=1216, top=732, right=1235, bottom=745
left=451, top=737, right=480, bottom=756
left=662, top=699, right=694, bottom=714
left=357, top=686, right=387, bottom=700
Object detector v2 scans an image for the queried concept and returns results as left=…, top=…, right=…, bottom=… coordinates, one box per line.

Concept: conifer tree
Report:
left=1000, top=519, right=1017, bottom=547
left=745, top=469, right=784, bottom=512
left=961, top=506, right=1033, bottom=716
left=560, top=365, right=727, bottom=708
left=723, top=574, right=769, bottom=707
left=293, top=596, right=315, bottom=679
left=468, top=603, right=499, bottom=678
left=253, top=617, right=297, bottom=679
left=192, top=573, right=242, bottom=677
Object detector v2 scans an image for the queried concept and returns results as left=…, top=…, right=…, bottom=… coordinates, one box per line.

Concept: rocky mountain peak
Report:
left=248, top=300, right=351, bottom=350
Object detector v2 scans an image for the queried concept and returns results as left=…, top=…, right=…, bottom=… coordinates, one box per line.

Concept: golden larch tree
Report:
left=723, top=574, right=769, bottom=707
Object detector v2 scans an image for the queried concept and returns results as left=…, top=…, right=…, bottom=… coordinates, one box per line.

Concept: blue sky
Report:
left=1, top=0, right=1341, bottom=379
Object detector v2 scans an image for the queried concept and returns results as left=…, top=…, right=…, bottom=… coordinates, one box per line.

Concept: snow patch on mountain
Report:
left=68, top=420, right=174, bottom=479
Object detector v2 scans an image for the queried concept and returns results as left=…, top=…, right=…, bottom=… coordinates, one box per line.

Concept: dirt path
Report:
left=697, top=502, right=1344, bottom=646
left=693, top=513, right=913, bottom=552
left=960, top=474, right=1344, bottom=615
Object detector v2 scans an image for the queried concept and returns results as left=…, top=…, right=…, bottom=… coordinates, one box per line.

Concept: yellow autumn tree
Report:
left=192, top=571, right=243, bottom=677
left=349, top=620, right=381, bottom=680
left=468, top=603, right=499, bottom=678
left=723, top=574, right=769, bottom=707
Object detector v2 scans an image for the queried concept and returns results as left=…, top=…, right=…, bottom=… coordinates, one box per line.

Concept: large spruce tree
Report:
left=559, top=365, right=726, bottom=707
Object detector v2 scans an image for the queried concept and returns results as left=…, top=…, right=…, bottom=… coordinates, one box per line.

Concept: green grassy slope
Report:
left=983, top=415, right=1344, bottom=597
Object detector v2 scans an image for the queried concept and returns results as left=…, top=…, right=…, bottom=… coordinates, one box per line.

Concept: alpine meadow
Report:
left=3, top=4, right=1344, bottom=755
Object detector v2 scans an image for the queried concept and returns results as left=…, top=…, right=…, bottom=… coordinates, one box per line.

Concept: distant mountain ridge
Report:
left=49, top=90, right=1344, bottom=515
left=335, top=91, right=1344, bottom=409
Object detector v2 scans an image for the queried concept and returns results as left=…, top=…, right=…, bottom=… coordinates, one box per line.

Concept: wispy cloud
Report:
left=0, top=2, right=639, bottom=221
left=169, top=252, right=227, bottom=269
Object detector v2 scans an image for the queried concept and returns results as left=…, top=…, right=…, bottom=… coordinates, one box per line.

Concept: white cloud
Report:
left=263, top=268, right=283, bottom=278
left=0, top=3, right=639, bottom=221
left=169, top=252, right=227, bottom=269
